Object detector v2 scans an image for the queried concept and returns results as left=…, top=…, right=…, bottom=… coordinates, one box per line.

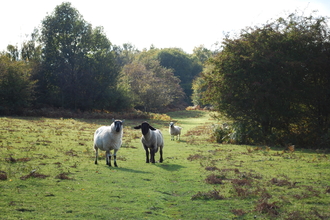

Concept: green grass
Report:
left=0, top=111, right=329, bottom=219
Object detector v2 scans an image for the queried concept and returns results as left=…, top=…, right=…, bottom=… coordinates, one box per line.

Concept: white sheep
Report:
left=134, top=121, right=164, bottom=163
left=93, top=119, right=124, bottom=167
left=169, top=122, right=182, bottom=141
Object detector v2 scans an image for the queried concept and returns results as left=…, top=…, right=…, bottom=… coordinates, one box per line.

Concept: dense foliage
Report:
left=202, top=14, right=330, bottom=147
left=120, top=59, right=184, bottom=112
left=0, top=55, right=36, bottom=114
left=0, top=3, right=204, bottom=114
left=156, top=48, right=203, bottom=102
left=34, top=3, right=122, bottom=111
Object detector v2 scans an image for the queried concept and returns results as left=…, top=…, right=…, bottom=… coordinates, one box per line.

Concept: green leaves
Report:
left=35, top=2, right=121, bottom=111
left=202, top=13, right=330, bottom=147
left=0, top=55, right=36, bottom=114
left=121, top=59, right=184, bottom=112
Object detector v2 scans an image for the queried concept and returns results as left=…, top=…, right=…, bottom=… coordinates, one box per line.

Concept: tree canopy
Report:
left=121, top=59, right=184, bottom=112
left=33, top=2, right=121, bottom=111
left=201, top=14, right=330, bottom=147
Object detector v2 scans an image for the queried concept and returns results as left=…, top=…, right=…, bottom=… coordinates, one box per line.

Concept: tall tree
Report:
left=21, top=29, right=42, bottom=62
left=35, top=2, right=120, bottom=110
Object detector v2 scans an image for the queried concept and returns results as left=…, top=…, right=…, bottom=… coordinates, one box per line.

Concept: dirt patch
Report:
left=187, top=154, right=207, bottom=161
left=231, top=179, right=252, bottom=186
left=205, top=174, right=224, bottom=184
left=55, top=173, right=73, bottom=180
left=205, top=166, right=220, bottom=171
left=231, top=209, right=247, bottom=216
left=0, top=171, right=7, bottom=180
left=20, top=172, right=50, bottom=180
left=65, top=149, right=78, bottom=157
left=270, top=178, right=292, bottom=187
left=255, top=200, right=280, bottom=216
left=5, top=156, right=31, bottom=163
left=191, top=189, right=225, bottom=200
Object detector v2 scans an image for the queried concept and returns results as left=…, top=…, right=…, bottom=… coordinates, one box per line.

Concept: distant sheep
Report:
left=169, top=122, right=182, bottom=141
left=93, top=119, right=124, bottom=167
left=134, top=122, right=164, bottom=163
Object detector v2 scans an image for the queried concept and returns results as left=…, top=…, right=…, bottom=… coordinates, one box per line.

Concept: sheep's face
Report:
left=113, top=120, right=124, bottom=132
left=169, top=122, right=174, bottom=127
left=134, top=122, right=156, bottom=136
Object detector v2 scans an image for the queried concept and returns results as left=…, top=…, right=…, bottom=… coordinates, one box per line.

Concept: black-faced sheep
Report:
left=134, top=122, right=164, bottom=163
left=93, top=119, right=124, bottom=167
left=169, top=122, right=182, bottom=141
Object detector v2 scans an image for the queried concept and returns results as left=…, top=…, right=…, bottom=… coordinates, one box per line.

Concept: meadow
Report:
left=0, top=110, right=329, bottom=219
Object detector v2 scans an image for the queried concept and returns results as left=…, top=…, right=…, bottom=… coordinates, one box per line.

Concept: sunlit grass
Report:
left=0, top=111, right=329, bottom=219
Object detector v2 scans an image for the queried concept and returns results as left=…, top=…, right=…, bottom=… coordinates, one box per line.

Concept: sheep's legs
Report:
left=106, top=151, right=112, bottom=166
left=94, top=147, right=98, bottom=164
left=144, top=146, right=150, bottom=163
left=150, top=147, right=156, bottom=163
left=159, top=147, right=163, bottom=163
left=113, top=149, right=118, bottom=167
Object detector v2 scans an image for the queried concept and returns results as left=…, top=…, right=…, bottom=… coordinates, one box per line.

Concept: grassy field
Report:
left=0, top=110, right=329, bottom=219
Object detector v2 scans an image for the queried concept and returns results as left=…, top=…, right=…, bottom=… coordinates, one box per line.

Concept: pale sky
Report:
left=1, top=0, right=330, bottom=54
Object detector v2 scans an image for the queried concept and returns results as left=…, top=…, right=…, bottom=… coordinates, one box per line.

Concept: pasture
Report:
left=0, top=110, right=329, bottom=219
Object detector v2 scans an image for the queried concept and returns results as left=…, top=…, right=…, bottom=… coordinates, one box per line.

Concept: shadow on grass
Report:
left=156, top=163, right=186, bottom=171
left=115, top=167, right=152, bottom=174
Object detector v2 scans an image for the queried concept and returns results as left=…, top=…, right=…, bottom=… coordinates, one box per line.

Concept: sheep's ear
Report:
left=149, top=125, right=156, bottom=130
left=133, top=125, right=141, bottom=129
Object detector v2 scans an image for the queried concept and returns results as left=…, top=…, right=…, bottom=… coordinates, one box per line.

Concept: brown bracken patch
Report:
left=191, top=189, right=225, bottom=200
left=255, top=200, right=280, bottom=216
left=55, top=173, right=73, bottom=180
left=0, top=171, right=7, bottom=180
left=205, top=174, right=223, bottom=184
left=231, top=209, right=247, bottom=216
left=20, top=172, right=50, bottom=180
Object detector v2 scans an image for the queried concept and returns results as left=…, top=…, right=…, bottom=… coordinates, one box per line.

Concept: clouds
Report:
left=1, top=0, right=329, bottom=53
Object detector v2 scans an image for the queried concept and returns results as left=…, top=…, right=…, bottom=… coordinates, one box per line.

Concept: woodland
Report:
left=1, top=2, right=330, bottom=148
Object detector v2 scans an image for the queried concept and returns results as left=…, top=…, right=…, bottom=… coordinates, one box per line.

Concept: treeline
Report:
left=2, top=2, right=330, bottom=148
left=0, top=2, right=212, bottom=114
left=195, top=13, right=330, bottom=148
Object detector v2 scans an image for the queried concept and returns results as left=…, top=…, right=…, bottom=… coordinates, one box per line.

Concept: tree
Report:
left=6, top=45, right=19, bottom=61
left=35, top=2, right=121, bottom=111
left=191, top=45, right=216, bottom=106
left=0, top=55, right=36, bottom=114
left=202, top=13, right=330, bottom=146
left=156, top=48, right=202, bottom=104
left=192, top=45, right=213, bottom=64
left=113, top=43, right=140, bottom=67
left=21, top=29, right=42, bottom=62
left=121, top=59, right=184, bottom=112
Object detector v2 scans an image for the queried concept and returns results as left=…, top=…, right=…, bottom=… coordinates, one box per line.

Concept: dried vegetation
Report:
left=185, top=123, right=330, bottom=219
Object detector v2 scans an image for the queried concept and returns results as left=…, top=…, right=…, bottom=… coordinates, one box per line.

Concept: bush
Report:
left=0, top=55, right=36, bottom=114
